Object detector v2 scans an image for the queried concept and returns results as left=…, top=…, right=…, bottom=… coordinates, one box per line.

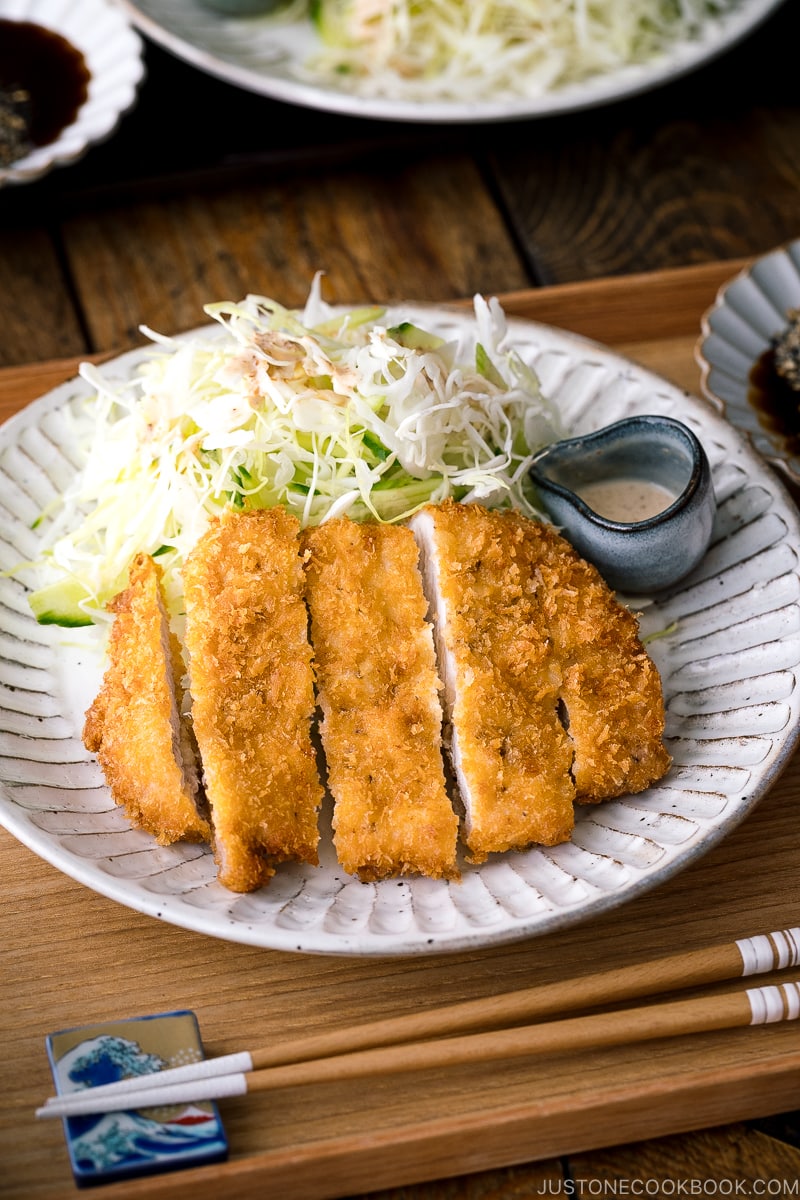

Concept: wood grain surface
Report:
left=57, top=155, right=529, bottom=355
left=2, top=265, right=800, bottom=1200
left=487, top=4, right=800, bottom=284
left=1, top=3, right=799, bottom=373
left=0, top=152, right=530, bottom=369
left=3, top=1, right=800, bottom=1188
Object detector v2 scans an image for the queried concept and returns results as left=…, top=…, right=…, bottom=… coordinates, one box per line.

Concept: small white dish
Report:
left=0, top=0, right=145, bottom=187
left=696, top=238, right=800, bottom=487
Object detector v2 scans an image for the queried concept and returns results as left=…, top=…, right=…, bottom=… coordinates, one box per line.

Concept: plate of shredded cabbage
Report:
left=118, top=0, right=785, bottom=122
left=2, top=288, right=800, bottom=955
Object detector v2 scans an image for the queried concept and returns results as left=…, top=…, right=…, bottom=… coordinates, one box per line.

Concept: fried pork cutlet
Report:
left=301, top=518, right=459, bottom=882
left=182, top=508, right=323, bottom=892
left=532, top=520, right=672, bottom=802
left=83, top=554, right=210, bottom=845
left=411, top=501, right=671, bottom=858
left=410, top=500, right=576, bottom=863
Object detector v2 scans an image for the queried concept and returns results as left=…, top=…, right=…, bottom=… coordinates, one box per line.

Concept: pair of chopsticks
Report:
left=37, top=926, right=800, bottom=1120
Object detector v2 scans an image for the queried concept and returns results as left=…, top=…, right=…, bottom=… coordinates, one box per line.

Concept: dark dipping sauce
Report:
left=748, top=346, right=800, bottom=458
left=0, top=20, right=90, bottom=165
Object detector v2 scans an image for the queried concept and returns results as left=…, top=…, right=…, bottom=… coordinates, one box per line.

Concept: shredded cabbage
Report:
left=304, top=0, right=739, bottom=102
left=32, top=282, right=562, bottom=623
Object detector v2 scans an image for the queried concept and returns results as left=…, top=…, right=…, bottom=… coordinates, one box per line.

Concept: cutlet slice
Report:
left=409, top=500, right=575, bottom=863
left=533, top=521, right=671, bottom=801
left=301, top=518, right=458, bottom=882
left=83, top=554, right=210, bottom=845
left=182, top=508, right=323, bottom=892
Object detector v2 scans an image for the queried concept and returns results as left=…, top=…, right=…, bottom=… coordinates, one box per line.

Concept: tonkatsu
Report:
left=83, top=496, right=671, bottom=890
left=410, top=500, right=577, bottom=862
left=411, top=500, right=670, bottom=859
left=83, top=553, right=210, bottom=845
left=301, top=518, right=459, bottom=881
left=182, top=508, right=323, bottom=892
left=532, top=519, right=672, bottom=801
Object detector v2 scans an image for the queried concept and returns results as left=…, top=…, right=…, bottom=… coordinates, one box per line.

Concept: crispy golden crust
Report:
left=302, top=519, right=458, bottom=882
left=182, top=508, right=323, bottom=892
left=532, top=520, right=672, bottom=802
left=415, top=501, right=670, bottom=838
left=83, top=554, right=210, bottom=845
left=411, top=501, right=576, bottom=862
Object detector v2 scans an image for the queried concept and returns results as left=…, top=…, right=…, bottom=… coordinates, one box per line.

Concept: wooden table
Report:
left=3, top=2, right=800, bottom=1195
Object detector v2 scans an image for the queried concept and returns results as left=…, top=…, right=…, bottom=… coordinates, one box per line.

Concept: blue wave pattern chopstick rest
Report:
left=46, top=1010, right=228, bottom=1188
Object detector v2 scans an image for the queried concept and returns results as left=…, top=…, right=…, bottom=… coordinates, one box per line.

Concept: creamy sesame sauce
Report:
left=576, top=478, right=677, bottom=523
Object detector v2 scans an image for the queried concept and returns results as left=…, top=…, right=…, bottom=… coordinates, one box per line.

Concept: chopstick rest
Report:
left=44, top=1010, right=228, bottom=1186
left=37, top=978, right=800, bottom=1123
left=38, top=924, right=800, bottom=1118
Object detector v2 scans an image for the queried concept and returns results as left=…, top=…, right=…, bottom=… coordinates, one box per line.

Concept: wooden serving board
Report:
left=3, top=259, right=800, bottom=1200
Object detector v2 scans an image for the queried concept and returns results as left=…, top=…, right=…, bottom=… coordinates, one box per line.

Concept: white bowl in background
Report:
left=0, top=0, right=145, bottom=187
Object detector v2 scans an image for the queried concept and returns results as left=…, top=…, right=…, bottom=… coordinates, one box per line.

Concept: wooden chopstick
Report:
left=37, top=977, right=800, bottom=1120
left=37, top=926, right=800, bottom=1117
left=39, top=925, right=800, bottom=1114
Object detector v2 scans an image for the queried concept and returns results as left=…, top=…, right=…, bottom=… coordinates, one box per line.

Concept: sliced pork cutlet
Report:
left=301, top=518, right=458, bottom=882
left=83, top=553, right=210, bottom=845
left=532, top=520, right=671, bottom=802
left=182, top=508, right=323, bottom=893
left=409, top=500, right=575, bottom=863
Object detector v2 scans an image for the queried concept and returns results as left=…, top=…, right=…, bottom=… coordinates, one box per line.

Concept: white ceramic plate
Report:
left=118, top=0, right=784, bottom=124
left=0, top=0, right=145, bottom=187
left=2, top=309, right=800, bottom=955
left=697, top=238, right=800, bottom=488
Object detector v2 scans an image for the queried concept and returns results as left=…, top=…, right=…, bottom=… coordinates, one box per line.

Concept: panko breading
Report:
left=411, top=501, right=671, bottom=857
left=83, top=554, right=210, bottom=845
left=301, top=519, right=459, bottom=882
left=183, top=508, right=323, bottom=893
left=410, top=501, right=576, bottom=862
left=533, top=520, right=672, bottom=801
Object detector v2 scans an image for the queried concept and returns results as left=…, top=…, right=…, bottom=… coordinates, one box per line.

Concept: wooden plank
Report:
left=484, top=3, right=799, bottom=286
left=0, top=354, right=97, bottom=423
left=0, top=228, right=88, bottom=368
left=58, top=156, right=531, bottom=353
left=497, top=260, right=749, bottom=344
left=571, top=1125, right=800, bottom=1189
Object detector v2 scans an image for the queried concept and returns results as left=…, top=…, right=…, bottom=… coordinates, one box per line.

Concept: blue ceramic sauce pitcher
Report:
left=528, top=414, right=716, bottom=593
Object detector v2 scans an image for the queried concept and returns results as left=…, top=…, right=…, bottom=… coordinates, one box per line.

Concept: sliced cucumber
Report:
left=29, top=578, right=95, bottom=627
left=310, top=0, right=355, bottom=46
left=312, top=306, right=386, bottom=338
left=387, top=322, right=445, bottom=351
left=475, top=342, right=507, bottom=389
